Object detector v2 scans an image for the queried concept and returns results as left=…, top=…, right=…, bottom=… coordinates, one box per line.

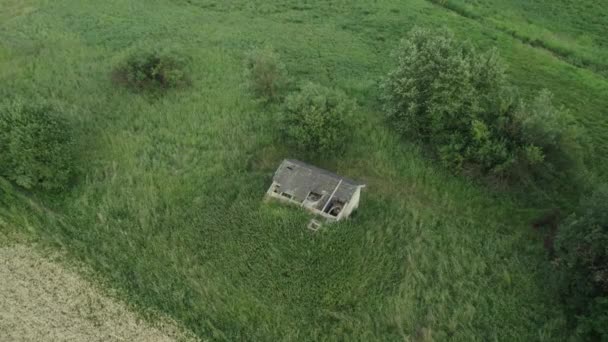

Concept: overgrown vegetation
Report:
left=555, top=186, right=608, bottom=340
left=1, top=0, right=608, bottom=340
left=245, top=46, right=288, bottom=101
left=281, top=82, right=355, bottom=156
left=383, top=27, right=583, bottom=184
left=0, top=100, right=74, bottom=191
left=517, top=90, right=585, bottom=182
left=113, top=47, right=190, bottom=91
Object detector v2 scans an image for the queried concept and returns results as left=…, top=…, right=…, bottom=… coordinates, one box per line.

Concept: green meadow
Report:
left=432, top=0, right=608, bottom=75
left=1, top=0, right=607, bottom=340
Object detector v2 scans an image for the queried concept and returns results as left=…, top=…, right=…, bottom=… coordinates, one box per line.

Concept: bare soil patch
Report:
left=0, top=245, right=197, bottom=342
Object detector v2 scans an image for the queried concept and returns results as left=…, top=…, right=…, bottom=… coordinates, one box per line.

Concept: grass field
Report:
left=1, top=0, right=607, bottom=340
left=428, top=0, right=608, bottom=77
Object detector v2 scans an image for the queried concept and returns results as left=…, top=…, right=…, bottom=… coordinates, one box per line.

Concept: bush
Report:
left=0, top=100, right=74, bottom=190
left=555, top=186, right=608, bottom=340
left=245, top=46, right=288, bottom=101
left=113, top=47, right=190, bottom=91
left=517, top=90, right=584, bottom=179
left=281, top=82, right=355, bottom=155
left=382, top=27, right=583, bottom=181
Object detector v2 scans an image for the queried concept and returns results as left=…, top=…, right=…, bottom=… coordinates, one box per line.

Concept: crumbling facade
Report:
left=265, top=159, right=365, bottom=222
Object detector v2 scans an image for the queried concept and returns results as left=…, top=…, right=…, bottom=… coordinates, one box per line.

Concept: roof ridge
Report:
left=283, top=159, right=364, bottom=187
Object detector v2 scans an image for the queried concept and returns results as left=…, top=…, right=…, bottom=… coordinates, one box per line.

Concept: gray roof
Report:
left=272, top=159, right=364, bottom=204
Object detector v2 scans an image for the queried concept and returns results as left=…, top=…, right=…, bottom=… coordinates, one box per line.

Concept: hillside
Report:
left=1, top=0, right=607, bottom=340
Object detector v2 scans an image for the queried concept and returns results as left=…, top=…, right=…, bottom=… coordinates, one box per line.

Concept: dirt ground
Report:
left=0, top=245, right=197, bottom=342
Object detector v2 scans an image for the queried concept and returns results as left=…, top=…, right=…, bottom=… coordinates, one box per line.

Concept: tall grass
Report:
left=429, top=0, right=608, bottom=77
left=1, top=0, right=607, bottom=339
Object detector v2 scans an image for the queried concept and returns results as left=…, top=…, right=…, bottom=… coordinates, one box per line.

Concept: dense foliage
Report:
left=281, top=82, right=354, bottom=156
left=0, top=100, right=74, bottom=190
left=383, top=27, right=582, bottom=182
left=555, top=186, right=608, bottom=340
left=245, top=46, right=288, bottom=101
left=383, top=27, right=520, bottom=175
left=113, top=47, right=190, bottom=91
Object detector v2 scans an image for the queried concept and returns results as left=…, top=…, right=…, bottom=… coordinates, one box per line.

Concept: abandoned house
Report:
left=266, top=159, right=365, bottom=222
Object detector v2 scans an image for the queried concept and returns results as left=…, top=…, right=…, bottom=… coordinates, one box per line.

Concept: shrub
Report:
left=382, top=27, right=583, bottom=182
left=281, top=82, right=355, bottom=156
left=0, top=100, right=74, bottom=190
left=554, top=186, right=608, bottom=340
left=113, top=47, right=190, bottom=91
left=516, top=90, right=584, bottom=179
left=245, top=46, right=288, bottom=101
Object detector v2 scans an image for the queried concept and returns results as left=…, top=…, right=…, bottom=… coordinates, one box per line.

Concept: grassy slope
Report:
left=2, top=0, right=607, bottom=340
left=428, top=0, right=608, bottom=76
left=464, top=0, right=608, bottom=48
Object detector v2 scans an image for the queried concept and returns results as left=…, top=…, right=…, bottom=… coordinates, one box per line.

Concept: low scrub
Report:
left=517, top=90, right=584, bottom=180
left=281, top=82, right=355, bottom=156
left=0, top=100, right=74, bottom=190
left=245, top=46, right=288, bottom=101
left=113, top=47, right=190, bottom=91
left=382, top=27, right=583, bottom=183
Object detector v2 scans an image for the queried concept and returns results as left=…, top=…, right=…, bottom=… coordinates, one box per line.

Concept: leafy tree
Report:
left=0, top=100, right=74, bottom=190
left=281, top=82, right=355, bottom=156
left=383, top=27, right=583, bottom=182
left=383, top=27, right=519, bottom=174
left=555, top=186, right=608, bottom=340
